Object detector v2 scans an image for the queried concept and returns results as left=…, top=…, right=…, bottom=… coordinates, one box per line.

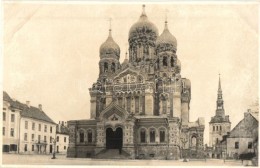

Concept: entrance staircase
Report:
left=95, top=149, right=130, bottom=159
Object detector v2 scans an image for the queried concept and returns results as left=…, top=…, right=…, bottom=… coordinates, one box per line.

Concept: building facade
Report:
left=56, top=121, right=69, bottom=154
left=67, top=5, right=205, bottom=159
left=226, top=110, right=258, bottom=159
left=2, top=91, right=57, bottom=154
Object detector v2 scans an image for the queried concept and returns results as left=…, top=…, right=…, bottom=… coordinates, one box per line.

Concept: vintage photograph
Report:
left=2, top=1, right=259, bottom=166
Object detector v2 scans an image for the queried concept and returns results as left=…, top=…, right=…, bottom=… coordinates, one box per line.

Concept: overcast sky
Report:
left=3, top=2, right=258, bottom=144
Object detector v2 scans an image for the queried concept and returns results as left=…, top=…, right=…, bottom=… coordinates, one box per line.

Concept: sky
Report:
left=3, top=2, right=259, bottom=144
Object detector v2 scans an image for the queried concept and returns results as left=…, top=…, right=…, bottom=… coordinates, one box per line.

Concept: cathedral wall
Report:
left=181, top=102, right=189, bottom=124
left=173, top=92, right=181, bottom=118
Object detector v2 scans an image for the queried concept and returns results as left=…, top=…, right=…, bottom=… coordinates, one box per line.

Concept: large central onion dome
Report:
left=156, top=21, right=177, bottom=53
left=100, top=29, right=120, bottom=59
left=129, top=6, right=159, bottom=40
left=128, top=5, right=159, bottom=63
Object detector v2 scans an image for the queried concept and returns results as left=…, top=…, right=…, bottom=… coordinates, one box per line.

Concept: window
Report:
left=3, top=108, right=6, bottom=110
left=24, top=144, right=27, bottom=152
left=235, top=142, right=239, bottom=149
left=10, top=144, right=17, bottom=151
left=220, top=126, right=222, bottom=131
left=248, top=142, right=253, bottom=149
left=88, top=130, right=92, bottom=143
left=163, top=56, right=168, bottom=66
left=64, top=146, right=66, bottom=150
left=170, top=57, right=174, bottom=67
left=57, top=146, right=59, bottom=153
left=150, top=129, right=155, bottom=143
left=3, top=127, right=5, bottom=136
left=57, top=136, right=59, bottom=142
left=24, top=133, right=28, bottom=141
left=32, top=134, right=34, bottom=141
left=213, top=126, right=215, bottom=131
left=216, top=138, right=218, bottom=144
left=140, top=129, right=146, bottom=143
left=111, top=62, right=115, bottom=73
left=50, top=136, right=52, bottom=143
left=44, top=125, right=47, bottom=132
left=38, top=124, right=41, bottom=131
left=32, top=145, right=34, bottom=151
left=38, top=135, right=41, bottom=142
left=50, top=126, right=52, bottom=133
left=32, top=122, right=35, bottom=130
left=64, top=137, right=67, bottom=143
left=79, top=132, right=84, bottom=143
left=3, top=112, right=6, bottom=121
left=10, top=128, right=14, bottom=137
left=216, top=126, right=218, bottom=131
left=160, top=130, right=165, bottom=143
left=11, top=114, right=15, bottom=122
left=44, top=136, right=46, bottom=142
left=104, top=62, right=108, bottom=72
left=25, top=121, right=28, bottom=129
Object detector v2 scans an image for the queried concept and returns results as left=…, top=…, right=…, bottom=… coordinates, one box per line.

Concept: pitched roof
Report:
left=229, top=112, right=258, bottom=138
left=3, top=91, right=56, bottom=124
left=21, top=106, right=56, bottom=124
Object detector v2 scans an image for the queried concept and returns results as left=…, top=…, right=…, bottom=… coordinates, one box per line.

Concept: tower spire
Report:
left=216, top=74, right=224, bottom=116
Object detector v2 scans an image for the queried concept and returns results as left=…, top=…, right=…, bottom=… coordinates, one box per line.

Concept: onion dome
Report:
left=129, top=5, right=158, bottom=40
left=100, top=29, right=120, bottom=59
left=156, top=21, right=177, bottom=52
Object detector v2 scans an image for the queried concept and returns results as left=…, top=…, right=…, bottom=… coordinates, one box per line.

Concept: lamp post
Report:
left=180, top=134, right=188, bottom=162
left=51, top=137, right=56, bottom=159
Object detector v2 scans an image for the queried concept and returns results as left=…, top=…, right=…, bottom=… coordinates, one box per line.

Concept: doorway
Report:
left=50, top=145, right=53, bottom=153
left=106, top=127, right=123, bottom=149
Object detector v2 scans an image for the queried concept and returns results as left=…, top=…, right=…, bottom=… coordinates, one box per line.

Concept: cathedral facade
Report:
left=67, top=5, right=205, bottom=160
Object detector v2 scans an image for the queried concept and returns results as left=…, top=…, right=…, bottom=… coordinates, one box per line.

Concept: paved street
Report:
left=2, top=153, right=245, bottom=166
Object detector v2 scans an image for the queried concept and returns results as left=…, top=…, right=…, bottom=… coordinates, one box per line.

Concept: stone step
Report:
left=95, top=149, right=129, bottom=159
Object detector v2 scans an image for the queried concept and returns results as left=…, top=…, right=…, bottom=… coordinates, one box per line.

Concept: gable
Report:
left=99, top=102, right=128, bottom=121
left=114, top=68, right=144, bottom=84
left=229, top=113, right=258, bottom=138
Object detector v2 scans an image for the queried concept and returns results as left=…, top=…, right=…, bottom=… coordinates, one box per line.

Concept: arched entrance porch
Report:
left=106, top=127, right=123, bottom=150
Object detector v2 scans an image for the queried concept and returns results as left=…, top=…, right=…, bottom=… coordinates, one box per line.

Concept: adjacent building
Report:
left=56, top=121, right=69, bottom=154
left=226, top=109, right=258, bottom=158
left=3, top=91, right=57, bottom=154
left=67, top=5, right=205, bottom=159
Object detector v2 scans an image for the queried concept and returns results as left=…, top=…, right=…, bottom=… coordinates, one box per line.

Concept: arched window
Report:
left=220, top=126, right=222, bottom=131
left=111, top=62, right=115, bottom=73
left=160, top=130, right=165, bottom=143
left=213, top=126, right=215, bottom=131
left=88, top=130, right=92, bottom=143
left=171, top=57, right=174, bottom=67
left=150, top=129, right=155, bottom=143
left=163, top=56, right=168, bottom=67
left=191, top=136, right=197, bottom=147
left=104, top=62, right=108, bottom=72
left=216, top=126, right=218, bottom=131
left=79, top=131, right=84, bottom=143
left=140, top=129, right=146, bottom=143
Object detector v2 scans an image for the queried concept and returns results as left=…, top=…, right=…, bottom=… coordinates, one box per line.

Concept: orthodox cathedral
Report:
left=67, top=5, right=205, bottom=159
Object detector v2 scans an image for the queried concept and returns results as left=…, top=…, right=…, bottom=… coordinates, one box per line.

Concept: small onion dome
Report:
left=129, top=5, right=158, bottom=40
left=122, top=52, right=129, bottom=68
left=100, top=29, right=120, bottom=59
left=156, top=21, right=177, bottom=52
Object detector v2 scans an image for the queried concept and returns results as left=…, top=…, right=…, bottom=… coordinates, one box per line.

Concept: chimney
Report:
left=26, top=101, right=30, bottom=107
left=247, top=109, right=251, bottom=113
left=38, top=104, right=42, bottom=111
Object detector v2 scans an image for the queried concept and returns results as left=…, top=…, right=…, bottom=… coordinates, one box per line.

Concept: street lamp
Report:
left=51, top=137, right=56, bottom=159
